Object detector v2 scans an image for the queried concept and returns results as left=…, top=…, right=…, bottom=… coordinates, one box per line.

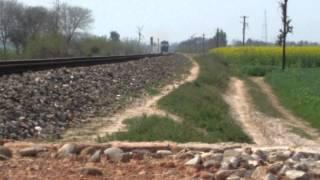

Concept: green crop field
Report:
left=266, top=69, right=320, bottom=129
left=212, top=46, right=320, bottom=130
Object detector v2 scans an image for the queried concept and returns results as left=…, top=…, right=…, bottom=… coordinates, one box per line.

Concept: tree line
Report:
left=0, top=0, right=147, bottom=60
left=176, top=29, right=227, bottom=53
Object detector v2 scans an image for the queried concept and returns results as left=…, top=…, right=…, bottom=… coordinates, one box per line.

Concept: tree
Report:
left=279, top=0, right=293, bottom=71
left=110, top=31, right=120, bottom=42
left=9, top=6, right=50, bottom=53
left=59, top=4, right=93, bottom=43
left=0, top=0, right=21, bottom=56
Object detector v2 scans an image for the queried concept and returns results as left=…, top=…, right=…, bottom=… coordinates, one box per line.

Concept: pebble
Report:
left=265, top=173, right=277, bottom=180
left=185, top=154, right=201, bottom=166
left=57, top=143, right=79, bottom=157
left=203, top=159, right=221, bottom=168
left=285, top=170, right=308, bottom=180
left=104, top=147, right=126, bottom=162
left=0, top=146, right=12, bottom=159
left=215, top=170, right=235, bottom=180
left=19, top=147, right=39, bottom=157
left=156, top=150, right=172, bottom=156
left=80, top=167, right=103, bottom=176
left=88, top=150, right=101, bottom=163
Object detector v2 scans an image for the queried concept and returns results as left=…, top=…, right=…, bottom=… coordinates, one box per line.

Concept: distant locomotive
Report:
left=160, top=41, right=169, bottom=53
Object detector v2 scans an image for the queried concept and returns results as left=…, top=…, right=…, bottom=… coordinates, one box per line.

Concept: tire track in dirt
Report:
left=63, top=55, right=199, bottom=141
left=224, top=77, right=319, bottom=146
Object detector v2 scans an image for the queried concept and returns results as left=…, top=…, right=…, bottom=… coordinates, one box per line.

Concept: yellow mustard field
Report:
left=211, top=47, right=320, bottom=67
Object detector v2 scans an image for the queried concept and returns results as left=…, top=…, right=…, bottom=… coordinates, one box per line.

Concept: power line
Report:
left=241, top=16, right=249, bottom=46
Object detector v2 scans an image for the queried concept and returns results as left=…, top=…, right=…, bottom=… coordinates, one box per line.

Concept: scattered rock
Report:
left=267, top=162, right=283, bottom=174
left=276, top=150, right=293, bottom=161
left=80, top=146, right=101, bottom=156
left=88, top=150, right=101, bottom=163
left=253, top=150, right=267, bottom=161
left=0, top=146, right=12, bottom=159
left=251, top=166, right=268, bottom=179
left=244, top=147, right=253, bottom=155
left=265, top=173, right=277, bottom=180
left=80, top=167, right=103, bottom=176
left=19, top=147, right=39, bottom=157
left=185, top=154, right=201, bottom=166
left=200, top=171, right=215, bottom=179
left=0, top=154, right=9, bottom=160
left=203, top=159, right=221, bottom=168
left=104, top=147, right=125, bottom=162
left=224, top=149, right=241, bottom=158
left=57, top=143, right=79, bottom=157
left=285, top=170, right=308, bottom=180
left=226, top=175, right=241, bottom=180
left=229, top=157, right=241, bottom=169
left=294, top=162, right=308, bottom=172
left=156, top=150, right=172, bottom=156
left=215, top=170, right=235, bottom=180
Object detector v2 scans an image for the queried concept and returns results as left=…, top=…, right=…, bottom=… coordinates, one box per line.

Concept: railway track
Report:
left=0, top=53, right=171, bottom=76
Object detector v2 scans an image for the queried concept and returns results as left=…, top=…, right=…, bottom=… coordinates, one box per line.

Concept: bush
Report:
left=24, top=34, right=68, bottom=58
left=240, top=65, right=273, bottom=76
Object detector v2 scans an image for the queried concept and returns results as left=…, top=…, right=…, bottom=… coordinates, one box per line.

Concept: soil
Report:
left=224, top=77, right=320, bottom=146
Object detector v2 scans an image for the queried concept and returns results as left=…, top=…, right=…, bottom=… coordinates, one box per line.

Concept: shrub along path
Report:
left=225, top=76, right=320, bottom=146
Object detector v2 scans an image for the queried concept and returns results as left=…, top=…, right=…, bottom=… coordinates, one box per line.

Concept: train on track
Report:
left=161, top=41, right=169, bottom=53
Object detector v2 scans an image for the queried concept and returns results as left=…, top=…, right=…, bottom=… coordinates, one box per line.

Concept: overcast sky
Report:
left=23, top=0, right=319, bottom=44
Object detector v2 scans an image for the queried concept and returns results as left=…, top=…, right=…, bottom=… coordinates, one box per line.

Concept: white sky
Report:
left=22, top=0, right=319, bottom=44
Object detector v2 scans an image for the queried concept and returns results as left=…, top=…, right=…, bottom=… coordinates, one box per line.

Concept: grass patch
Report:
left=99, top=115, right=208, bottom=143
left=156, top=55, right=251, bottom=143
left=266, top=68, right=320, bottom=129
left=245, top=78, right=282, bottom=118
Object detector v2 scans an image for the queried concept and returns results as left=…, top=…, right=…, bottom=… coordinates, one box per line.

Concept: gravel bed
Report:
left=0, top=54, right=189, bottom=139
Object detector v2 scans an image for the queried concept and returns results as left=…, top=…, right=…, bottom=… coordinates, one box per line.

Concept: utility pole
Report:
left=263, top=10, right=268, bottom=43
left=216, top=28, right=220, bottom=48
left=54, top=0, right=60, bottom=33
left=150, top=37, right=154, bottom=53
left=241, top=16, right=249, bottom=46
left=137, top=26, right=143, bottom=45
left=202, top=33, right=206, bottom=54
left=157, top=38, right=160, bottom=53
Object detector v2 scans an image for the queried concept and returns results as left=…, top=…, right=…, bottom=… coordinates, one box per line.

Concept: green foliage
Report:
left=240, top=65, right=274, bottom=76
left=265, top=68, right=320, bottom=129
left=23, top=34, right=68, bottom=58
left=101, top=115, right=208, bottom=143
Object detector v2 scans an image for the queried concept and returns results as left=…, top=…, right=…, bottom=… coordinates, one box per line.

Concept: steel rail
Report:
left=0, top=53, right=171, bottom=76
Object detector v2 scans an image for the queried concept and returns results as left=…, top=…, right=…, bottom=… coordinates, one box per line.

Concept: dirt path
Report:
left=251, top=77, right=320, bottom=141
left=63, top=55, right=199, bottom=141
left=224, top=77, right=320, bottom=146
